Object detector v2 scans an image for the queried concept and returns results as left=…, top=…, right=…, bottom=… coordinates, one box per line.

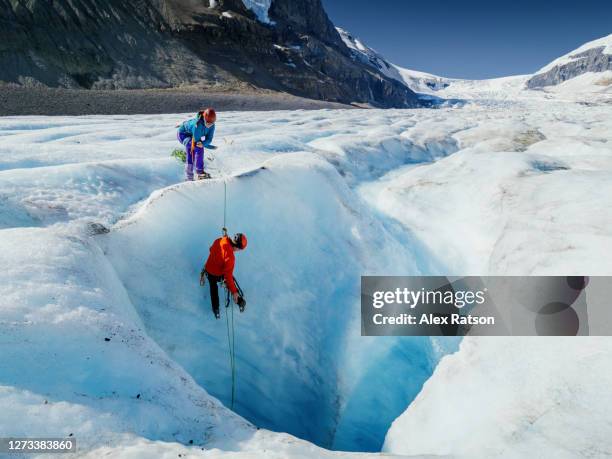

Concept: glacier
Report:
left=339, top=28, right=612, bottom=105
left=0, top=79, right=611, bottom=458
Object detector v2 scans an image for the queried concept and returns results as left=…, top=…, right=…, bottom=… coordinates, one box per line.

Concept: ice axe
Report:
left=199, top=267, right=206, bottom=286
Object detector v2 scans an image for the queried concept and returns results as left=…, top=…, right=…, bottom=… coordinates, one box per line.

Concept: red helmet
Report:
left=233, top=233, right=247, bottom=250
left=201, top=107, right=216, bottom=124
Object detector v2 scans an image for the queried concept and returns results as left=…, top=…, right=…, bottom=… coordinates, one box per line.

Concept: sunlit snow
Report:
left=1, top=79, right=611, bottom=458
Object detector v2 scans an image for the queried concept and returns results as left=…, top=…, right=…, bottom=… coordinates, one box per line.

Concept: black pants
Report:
left=205, top=271, right=224, bottom=315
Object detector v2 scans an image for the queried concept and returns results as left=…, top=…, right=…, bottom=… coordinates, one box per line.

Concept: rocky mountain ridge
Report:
left=0, top=0, right=419, bottom=107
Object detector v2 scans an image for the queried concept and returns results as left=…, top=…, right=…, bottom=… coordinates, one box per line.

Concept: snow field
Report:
left=1, top=91, right=610, bottom=457
left=384, top=337, right=612, bottom=458
left=0, top=110, right=461, bottom=456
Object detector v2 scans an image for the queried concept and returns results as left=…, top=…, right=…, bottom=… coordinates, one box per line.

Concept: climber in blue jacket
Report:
left=177, top=108, right=216, bottom=180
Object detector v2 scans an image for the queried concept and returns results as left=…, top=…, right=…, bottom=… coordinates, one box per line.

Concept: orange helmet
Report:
left=233, top=233, right=247, bottom=250
left=200, top=107, right=216, bottom=124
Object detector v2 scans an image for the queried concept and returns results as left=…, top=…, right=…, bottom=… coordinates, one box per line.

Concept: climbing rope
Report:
left=198, top=149, right=239, bottom=409
left=223, top=276, right=244, bottom=410
left=224, top=286, right=236, bottom=409
left=218, top=162, right=247, bottom=410
left=222, top=177, right=235, bottom=409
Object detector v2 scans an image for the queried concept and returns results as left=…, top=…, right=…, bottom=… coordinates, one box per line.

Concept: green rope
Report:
left=224, top=290, right=236, bottom=410
left=230, top=296, right=236, bottom=408
left=222, top=179, right=236, bottom=410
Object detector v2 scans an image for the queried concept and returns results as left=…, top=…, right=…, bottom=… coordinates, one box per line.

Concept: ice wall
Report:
left=102, top=153, right=453, bottom=451
left=384, top=337, right=612, bottom=458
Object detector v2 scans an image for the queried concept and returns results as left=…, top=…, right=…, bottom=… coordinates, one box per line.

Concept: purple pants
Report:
left=177, top=131, right=204, bottom=180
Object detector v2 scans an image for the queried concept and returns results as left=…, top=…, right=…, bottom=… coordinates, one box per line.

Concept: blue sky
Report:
left=322, top=0, right=612, bottom=79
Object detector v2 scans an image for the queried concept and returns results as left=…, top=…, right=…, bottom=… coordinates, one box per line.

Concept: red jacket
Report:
left=205, top=236, right=237, bottom=293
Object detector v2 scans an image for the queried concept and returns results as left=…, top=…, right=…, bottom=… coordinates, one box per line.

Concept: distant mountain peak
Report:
left=336, top=27, right=450, bottom=95
left=527, top=33, right=612, bottom=89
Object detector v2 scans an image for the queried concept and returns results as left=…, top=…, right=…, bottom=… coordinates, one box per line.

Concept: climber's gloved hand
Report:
left=237, top=296, right=246, bottom=313
left=232, top=292, right=239, bottom=304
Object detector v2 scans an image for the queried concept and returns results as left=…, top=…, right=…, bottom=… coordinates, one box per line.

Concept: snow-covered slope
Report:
left=1, top=92, right=611, bottom=457
left=540, top=70, right=612, bottom=96
left=527, top=34, right=612, bottom=88
left=336, top=27, right=400, bottom=81
left=392, top=67, right=452, bottom=94
left=0, top=223, right=251, bottom=450
left=337, top=27, right=611, bottom=101
left=447, top=34, right=612, bottom=99
left=336, top=27, right=451, bottom=95
left=336, top=25, right=534, bottom=99
left=360, top=101, right=612, bottom=275
left=433, top=74, right=530, bottom=101
left=384, top=337, right=612, bottom=458
left=537, top=34, right=612, bottom=74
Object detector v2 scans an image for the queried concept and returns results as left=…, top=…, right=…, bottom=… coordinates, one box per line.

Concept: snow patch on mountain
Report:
left=392, top=67, right=452, bottom=94
left=336, top=27, right=451, bottom=95
left=241, top=0, right=273, bottom=23
left=527, top=34, right=612, bottom=90
left=336, top=27, right=401, bottom=80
